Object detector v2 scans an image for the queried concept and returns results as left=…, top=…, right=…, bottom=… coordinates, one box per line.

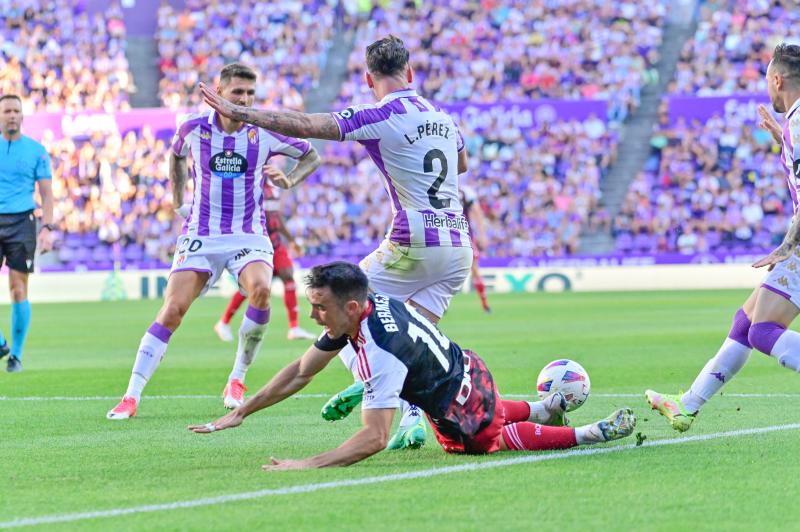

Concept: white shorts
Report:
left=170, top=234, right=274, bottom=295
left=359, top=240, right=473, bottom=318
left=762, top=252, right=800, bottom=309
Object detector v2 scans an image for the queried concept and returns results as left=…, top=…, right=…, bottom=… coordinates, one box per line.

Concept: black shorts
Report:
left=0, top=211, right=37, bottom=273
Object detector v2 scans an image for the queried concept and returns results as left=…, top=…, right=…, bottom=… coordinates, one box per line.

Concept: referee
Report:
left=0, top=94, right=54, bottom=373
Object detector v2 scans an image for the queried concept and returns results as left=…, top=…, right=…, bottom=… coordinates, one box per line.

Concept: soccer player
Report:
left=214, top=180, right=316, bottom=342
left=647, top=43, right=800, bottom=431
left=200, top=36, right=474, bottom=448
left=0, top=94, right=54, bottom=373
left=461, top=185, right=491, bottom=313
left=189, top=262, right=636, bottom=469
left=106, top=63, right=321, bottom=419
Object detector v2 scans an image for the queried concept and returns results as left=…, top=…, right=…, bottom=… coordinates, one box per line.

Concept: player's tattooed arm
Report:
left=200, top=83, right=340, bottom=140
left=753, top=215, right=800, bottom=270
left=169, top=152, right=188, bottom=207
left=267, top=147, right=322, bottom=189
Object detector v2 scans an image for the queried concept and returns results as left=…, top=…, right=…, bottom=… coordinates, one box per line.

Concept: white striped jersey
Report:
left=171, top=111, right=310, bottom=237
left=332, top=88, right=471, bottom=248
left=781, top=98, right=800, bottom=212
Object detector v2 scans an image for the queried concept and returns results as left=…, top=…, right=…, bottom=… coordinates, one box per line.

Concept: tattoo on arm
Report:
left=232, top=108, right=341, bottom=141
left=284, top=148, right=322, bottom=187
left=777, top=216, right=800, bottom=256
left=169, top=153, right=188, bottom=206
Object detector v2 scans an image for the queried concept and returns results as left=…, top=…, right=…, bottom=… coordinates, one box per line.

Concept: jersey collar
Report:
left=348, top=299, right=374, bottom=350
left=208, top=110, right=247, bottom=134
left=787, top=97, right=800, bottom=121
left=379, top=88, right=417, bottom=104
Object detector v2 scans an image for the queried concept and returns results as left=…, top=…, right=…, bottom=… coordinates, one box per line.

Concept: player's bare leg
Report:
left=471, top=259, right=490, bottom=313
left=647, top=287, right=759, bottom=431
left=277, top=267, right=314, bottom=340
left=224, top=262, right=273, bottom=409
left=107, top=271, right=208, bottom=419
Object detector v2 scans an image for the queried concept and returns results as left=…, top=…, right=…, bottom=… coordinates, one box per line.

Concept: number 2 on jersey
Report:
left=424, top=149, right=451, bottom=209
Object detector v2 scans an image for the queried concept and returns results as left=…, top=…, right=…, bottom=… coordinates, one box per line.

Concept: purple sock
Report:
left=147, top=322, right=173, bottom=344
left=728, top=308, right=752, bottom=348
left=747, top=322, right=786, bottom=355
left=245, top=305, right=270, bottom=325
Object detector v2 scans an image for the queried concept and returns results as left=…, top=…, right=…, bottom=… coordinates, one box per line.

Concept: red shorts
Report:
left=427, top=351, right=505, bottom=454
left=273, top=245, right=293, bottom=272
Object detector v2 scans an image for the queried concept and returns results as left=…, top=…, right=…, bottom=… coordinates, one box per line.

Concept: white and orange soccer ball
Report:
left=536, top=359, right=591, bottom=412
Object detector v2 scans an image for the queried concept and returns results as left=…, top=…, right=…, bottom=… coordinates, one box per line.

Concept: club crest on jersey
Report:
left=210, top=151, right=248, bottom=179
left=200, top=130, right=211, bottom=141
left=248, top=129, right=258, bottom=145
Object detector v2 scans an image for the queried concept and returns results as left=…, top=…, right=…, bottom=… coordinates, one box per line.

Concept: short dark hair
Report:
left=305, top=262, right=369, bottom=306
left=366, top=35, right=409, bottom=78
left=0, top=94, right=22, bottom=105
left=772, top=43, right=800, bottom=83
left=219, top=63, right=257, bottom=86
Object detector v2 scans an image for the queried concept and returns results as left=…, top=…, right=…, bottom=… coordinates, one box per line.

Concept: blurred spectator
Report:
left=0, top=0, right=133, bottom=112
left=669, top=0, right=799, bottom=96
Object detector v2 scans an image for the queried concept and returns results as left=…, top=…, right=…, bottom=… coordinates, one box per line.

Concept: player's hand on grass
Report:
left=758, top=104, right=782, bottom=145
left=37, top=227, right=53, bottom=254
left=263, top=164, right=291, bottom=189
left=752, top=245, right=792, bottom=270
left=199, top=82, right=240, bottom=120
left=262, top=457, right=313, bottom=471
left=188, top=409, right=244, bottom=434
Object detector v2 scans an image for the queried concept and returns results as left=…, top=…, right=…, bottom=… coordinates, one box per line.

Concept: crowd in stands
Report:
left=0, top=0, right=132, bottom=112
left=339, top=0, right=666, bottom=122
left=43, top=127, right=178, bottom=269
left=155, top=0, right=346, bottom=110
left=613, top=102, right=789, bottom=255
left=669, top=0, right=799, bottom=96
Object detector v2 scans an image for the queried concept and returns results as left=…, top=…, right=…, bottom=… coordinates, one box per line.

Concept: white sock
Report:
left=769, top=329, right=800, bottom=372
left=229, top=309, right=269, bottom=382
left=527, top=400, right=548, bottom=423
left=398, top=400, right=423, bottom=429
left=574, top=424, right=602, bottom=445
left=125, top=331, right=169, bottom=402
left=681, top=338, right=751, bottom=414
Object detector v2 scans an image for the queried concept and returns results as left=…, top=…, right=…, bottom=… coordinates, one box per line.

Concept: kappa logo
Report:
left=778, top=276, right=790, bottom=288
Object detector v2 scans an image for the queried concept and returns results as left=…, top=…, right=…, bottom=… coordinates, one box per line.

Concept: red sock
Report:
left=502, top=422, right=577, bottom=451
left=502, top=400, right=531, bottom=424
left=284, top=280, right=299, bottom=328
left=474, top=275, right=489, bottom=310
left=222, top=292, right=247, bottom=325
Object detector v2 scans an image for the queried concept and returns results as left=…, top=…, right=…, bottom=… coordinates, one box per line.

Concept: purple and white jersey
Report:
left=332, top=89, right=470, bottom=248
left=780, top=98, right=800, bottom=212
left=171, top=111, right=311, bottom=237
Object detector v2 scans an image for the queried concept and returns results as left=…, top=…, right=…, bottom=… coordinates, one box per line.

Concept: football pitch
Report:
left=2, top=290, right=800, bottom=530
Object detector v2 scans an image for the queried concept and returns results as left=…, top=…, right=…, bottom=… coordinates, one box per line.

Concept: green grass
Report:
left=2, top=290, right=799, bottom=531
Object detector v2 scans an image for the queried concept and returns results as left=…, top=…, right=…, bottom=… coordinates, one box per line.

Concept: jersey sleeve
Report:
left=34, top=144, right=52, bottom=180
left=791, top=115, right=800, bottom=175
left=455, top=123, right=465, bottom=152
left=171, top=112, right=204, bottom=157
left=331, top=103, right=388, bottom=142
left=360, top=343, right=408, bottom=410
left=266, top=131, right=311, bottom=159
left=314, top=332, right=349, bottom=352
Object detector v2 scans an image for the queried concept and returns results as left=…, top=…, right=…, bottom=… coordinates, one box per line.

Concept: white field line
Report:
left=1, top=393, right=798, bottom=401
left=1, top=423, right=800, bottom=529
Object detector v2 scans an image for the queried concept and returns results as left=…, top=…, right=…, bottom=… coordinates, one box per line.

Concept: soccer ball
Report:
left=536, top=359, right=591, bottom=412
